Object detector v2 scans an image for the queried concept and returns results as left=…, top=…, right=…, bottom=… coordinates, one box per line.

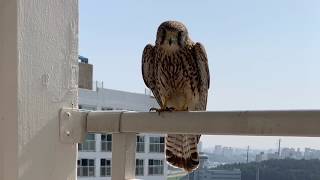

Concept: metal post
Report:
left=112, top=133, right=136, bottom=180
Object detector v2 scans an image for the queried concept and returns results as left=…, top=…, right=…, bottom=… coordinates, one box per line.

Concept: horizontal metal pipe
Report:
left=86, top=110, right=320, bottom=137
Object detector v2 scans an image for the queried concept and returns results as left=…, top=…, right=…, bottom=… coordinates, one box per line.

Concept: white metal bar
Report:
left=87, top=111, right=122, bottom=133
left=87, top=110, right=320, bottom=137
left=111, top=133, right=136, bottom=180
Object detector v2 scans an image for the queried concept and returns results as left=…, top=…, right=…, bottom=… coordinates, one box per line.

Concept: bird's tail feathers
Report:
left=165, top=134, right=201, bottom=172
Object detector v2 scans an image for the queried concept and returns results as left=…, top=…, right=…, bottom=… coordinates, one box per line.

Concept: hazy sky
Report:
left=79, top=0, right=320, bottom=150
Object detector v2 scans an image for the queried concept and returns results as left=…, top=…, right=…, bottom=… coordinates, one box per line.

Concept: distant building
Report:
left=181, top=153, right=241, bottom=180
left=222, top=147, right=233, bottom=156
left=281, top=148, right=296, bottom=159
left=256, top=151, right=280, bottom=162
left=77, top=87, right=167, bottom=180
left=256, top=152, right=267, bottom=162
left=256, top=147, right=308, bottom=162
left=266, top=152, right=279, bottom=160
left=304, top=148, right=320, bottom=160
left=214, top=145, right=223, bottom=154
left=78, top=56, right=93, bottom=90
left=278, top=148, right=303, bottom=159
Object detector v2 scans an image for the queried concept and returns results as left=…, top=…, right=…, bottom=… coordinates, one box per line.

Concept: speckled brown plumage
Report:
left=142, top=21, right=210, bottom=172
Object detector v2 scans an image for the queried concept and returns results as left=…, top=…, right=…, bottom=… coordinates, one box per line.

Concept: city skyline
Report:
left=203, top=142, right=320, bottom=152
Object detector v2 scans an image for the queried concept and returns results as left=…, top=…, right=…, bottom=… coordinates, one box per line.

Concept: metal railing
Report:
left=59, top=109, right=320, bottom=180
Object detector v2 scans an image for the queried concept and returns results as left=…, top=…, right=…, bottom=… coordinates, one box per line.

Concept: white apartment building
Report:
left=77, top=86, right=168, bottom=180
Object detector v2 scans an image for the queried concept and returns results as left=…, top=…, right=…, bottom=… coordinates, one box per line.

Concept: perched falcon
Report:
left=142, top=21, right=210, bottom=172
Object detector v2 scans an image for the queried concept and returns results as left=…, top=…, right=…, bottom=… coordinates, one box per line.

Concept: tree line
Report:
left=216, top=159, right=320, bottom=180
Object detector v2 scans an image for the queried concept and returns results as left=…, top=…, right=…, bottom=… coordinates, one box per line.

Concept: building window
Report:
left=148, top=159, right=164, bottom=175
left=101, top=134, right=112, bottom=152
left=135, top=159, right=144, bottom=176
left=136, top=135, right=145, bottom=153
left=77, top=159, right=95, bottom=177
left=149, top=136, right=164, bottom=153
left=78, top=133, right=96, bottom=152
left=100, top=159, right=111, bottom=177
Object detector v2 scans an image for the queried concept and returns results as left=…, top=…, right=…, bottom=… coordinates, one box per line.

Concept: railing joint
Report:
left=59, top=108, right=87, bottom=143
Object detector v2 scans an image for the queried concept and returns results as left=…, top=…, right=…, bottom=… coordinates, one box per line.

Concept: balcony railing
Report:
left=60, top=108, right=320, bottom=180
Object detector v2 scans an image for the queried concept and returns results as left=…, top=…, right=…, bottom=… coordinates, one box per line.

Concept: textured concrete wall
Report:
left=0, top=1, right=78, bottom=180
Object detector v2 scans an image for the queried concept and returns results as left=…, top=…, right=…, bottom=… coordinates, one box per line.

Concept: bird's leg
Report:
left=149, top=107, right=176, bottom=115
left=149, top=97, right=175, bottom=114
left=149, top=107, right=159, bottom=112
left=165, top=107, right=176, bottom=112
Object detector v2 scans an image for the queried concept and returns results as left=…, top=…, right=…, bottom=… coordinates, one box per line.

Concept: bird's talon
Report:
left=166, top=107, right=175, bottom=112
left=149, top=107, right=158, bottom=112
left=149, top=107, right=175, bottom=115
left=149, top=107, right=162, bottom=115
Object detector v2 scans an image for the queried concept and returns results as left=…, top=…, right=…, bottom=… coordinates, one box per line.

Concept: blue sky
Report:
left=79, top=0, right=320, bottom=149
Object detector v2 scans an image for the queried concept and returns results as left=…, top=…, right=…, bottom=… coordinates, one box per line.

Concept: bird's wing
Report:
left=192, top=42, right=210, bottom=110
left=142, top=44, right=163, bottom=107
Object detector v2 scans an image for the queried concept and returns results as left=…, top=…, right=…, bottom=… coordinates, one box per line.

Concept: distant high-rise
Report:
left=78, top=55, right=93, bottom=90
left=214, top=145, right=223, bottom=154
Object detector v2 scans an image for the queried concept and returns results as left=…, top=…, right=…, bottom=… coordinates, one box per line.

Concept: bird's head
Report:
left=156, top=21, right=189, bottom=50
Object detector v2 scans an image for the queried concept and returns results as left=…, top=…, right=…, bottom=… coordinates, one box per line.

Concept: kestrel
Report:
left=142, top=21, right=210, bottom=172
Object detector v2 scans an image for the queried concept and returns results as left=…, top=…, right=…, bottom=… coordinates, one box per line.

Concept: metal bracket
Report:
left=59, top=108, right=88, bottom=143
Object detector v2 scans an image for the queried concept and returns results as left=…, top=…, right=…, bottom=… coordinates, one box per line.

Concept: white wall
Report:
left=0, top=0, right=78, bottom=180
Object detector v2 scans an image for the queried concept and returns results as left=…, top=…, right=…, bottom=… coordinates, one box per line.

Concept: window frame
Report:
left=135, top=159, right=144, bottom=176
left=101, top=133, right=112, bottom=152
left=78, top=133, right=96, bottom=152
left=148, top=159, right=164, bottom=176
left=100, top=158, right=111, bottom=177
left=149, top=136, right=165, bottom=153
left=136, top=135, right=145, bottom=153
left=77, top=158, right=95, bottom=177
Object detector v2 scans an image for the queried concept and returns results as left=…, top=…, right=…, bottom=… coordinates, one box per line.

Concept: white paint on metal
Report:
left=86, top=110, right=320, bottom=137
left=60, top=108, right=87, bottom=143
left=112, top=133, right=137, bottom=180
left=86, top=111, right=125, bottom=133
left=61, top=109, right=320, bottom=144
left=60, top=108, right=320, bottom=180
